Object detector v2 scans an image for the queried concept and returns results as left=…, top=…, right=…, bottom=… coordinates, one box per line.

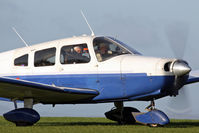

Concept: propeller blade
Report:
left=165, top=21, right=191, bottom=115
left=166, top=87, right=191, bottom=114
left=165, top=22, right=189, bottom=59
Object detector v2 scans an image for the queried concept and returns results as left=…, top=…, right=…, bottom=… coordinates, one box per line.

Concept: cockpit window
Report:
left=14, top=54, right=28, bottom=66
left=93, top=37, right=131, bottom=62
left=34, top=47, right=56, bottom=67
left=60, top=44, right=90, bottom=64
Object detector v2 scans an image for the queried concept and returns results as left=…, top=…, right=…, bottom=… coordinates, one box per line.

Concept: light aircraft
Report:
left=1, top=14, right=199, bottom=127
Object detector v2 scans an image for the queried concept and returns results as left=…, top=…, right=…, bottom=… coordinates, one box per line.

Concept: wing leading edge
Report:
left=186, top=70, right=199, bottom=84
left=0, top=76, right=99, bottom=104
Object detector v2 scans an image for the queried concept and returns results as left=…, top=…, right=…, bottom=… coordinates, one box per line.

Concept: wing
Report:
left=0, top=76, right=99, bottom=104
left=186, top=70, right=199, bottom=85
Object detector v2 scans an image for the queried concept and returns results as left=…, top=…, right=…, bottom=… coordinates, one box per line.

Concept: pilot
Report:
left=97, top=43, right=112, bottom=61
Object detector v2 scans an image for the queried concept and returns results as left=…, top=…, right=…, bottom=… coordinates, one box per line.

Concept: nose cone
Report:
left=172, top=61, right=191, bottom=76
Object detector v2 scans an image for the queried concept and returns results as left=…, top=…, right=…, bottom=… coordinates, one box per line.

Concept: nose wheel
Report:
left=105, top=100, right=170, bottom=127
left=132, top=99, right=170, bottom=127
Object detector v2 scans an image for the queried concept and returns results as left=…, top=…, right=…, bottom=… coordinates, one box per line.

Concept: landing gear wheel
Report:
left=148, top=123, right=162, bottom=127
left=148, top=124, right=158, bottom=127
left=3, top=108, right=40, bottom=126
left=16, top=122, right=33, bottom=126
left=105, top=107, right=140, bottom=124
left=120, top=107, right=140, bottom=124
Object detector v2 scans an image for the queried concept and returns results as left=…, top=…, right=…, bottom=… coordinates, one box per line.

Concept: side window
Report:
left=60, top=44, right=90, bottom=64
left=14, top=54, right=28, bottom=66
left=34, top=47, right=56, bottom=67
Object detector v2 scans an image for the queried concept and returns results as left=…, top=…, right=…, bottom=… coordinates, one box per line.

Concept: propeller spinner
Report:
left=172, top=60, right=191, bottom=77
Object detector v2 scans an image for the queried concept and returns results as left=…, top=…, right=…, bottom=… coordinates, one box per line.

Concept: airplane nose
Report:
left=172, top=60, right=191, bottom=76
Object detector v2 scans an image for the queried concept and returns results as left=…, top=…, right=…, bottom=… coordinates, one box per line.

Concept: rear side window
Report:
left=14, top=54, right=28, bottom=66
left=34, top=47, right=56, bottom=67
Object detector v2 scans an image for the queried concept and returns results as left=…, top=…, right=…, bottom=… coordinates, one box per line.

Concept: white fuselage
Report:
left=0, top=35, right=176, bottom=102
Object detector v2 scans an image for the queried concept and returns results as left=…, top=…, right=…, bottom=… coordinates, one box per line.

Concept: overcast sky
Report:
left=1, top=0, right=199, bottom=119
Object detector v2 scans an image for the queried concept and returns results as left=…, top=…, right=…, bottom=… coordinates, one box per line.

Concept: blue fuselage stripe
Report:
left=6, top=73, right=174, bottom=101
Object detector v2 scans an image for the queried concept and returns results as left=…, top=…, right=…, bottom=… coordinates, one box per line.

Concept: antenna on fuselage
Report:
left=80, top=10, right=95, bottom=36
left=12, top=27, right=29, bottom=47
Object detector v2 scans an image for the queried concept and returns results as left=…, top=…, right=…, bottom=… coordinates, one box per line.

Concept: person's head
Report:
left=99, top=43, right=108, bottom=54
left=74, top=46, right=82, bottom=53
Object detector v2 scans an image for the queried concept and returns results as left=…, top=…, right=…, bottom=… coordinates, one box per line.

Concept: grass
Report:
left=0, top=116, right=199, bottom=133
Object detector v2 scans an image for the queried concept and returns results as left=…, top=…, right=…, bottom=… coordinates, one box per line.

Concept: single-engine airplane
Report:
left=1, top=15, right=199, bottom=126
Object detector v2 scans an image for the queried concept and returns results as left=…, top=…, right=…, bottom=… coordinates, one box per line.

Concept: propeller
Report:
left=166, top=22, right=189, bottom=59
left=165, top=21, right=192, bottom=114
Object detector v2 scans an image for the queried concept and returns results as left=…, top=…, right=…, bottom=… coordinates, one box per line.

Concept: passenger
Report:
left=74, top=46, right=82, bottom=54
left=73, top=46, right=89, bottom=63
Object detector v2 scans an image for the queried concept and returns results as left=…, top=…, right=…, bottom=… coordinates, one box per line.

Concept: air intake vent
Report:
left=164, top=62, right=172, bottom=72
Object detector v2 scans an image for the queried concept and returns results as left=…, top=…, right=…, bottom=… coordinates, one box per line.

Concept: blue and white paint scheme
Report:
left=0, top=35, right=198, bottom=126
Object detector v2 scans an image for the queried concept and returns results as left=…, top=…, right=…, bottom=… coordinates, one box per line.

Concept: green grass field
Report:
left=0, top=116, right=199, bottom=133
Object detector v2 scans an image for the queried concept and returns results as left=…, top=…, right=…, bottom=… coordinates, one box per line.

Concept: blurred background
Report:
left=0, top=0, right=199, bottom=119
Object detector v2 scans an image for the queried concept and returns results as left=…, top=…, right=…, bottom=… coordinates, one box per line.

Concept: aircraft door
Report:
left=58, top=43, right=98, bottom=89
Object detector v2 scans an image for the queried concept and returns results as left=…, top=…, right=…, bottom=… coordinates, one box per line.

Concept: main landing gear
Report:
left=3, top=98, right=40, bottom=126
left=105, top=100, right=170, bottom=127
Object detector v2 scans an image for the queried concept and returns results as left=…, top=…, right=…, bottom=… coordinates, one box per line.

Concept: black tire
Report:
left=16, top=122, right=33, bottom=126
left=121, top=107, right=140, bottom=124
left=148, top=124, right=163, bottom=127
left=105, top=107, right=140, bottom=124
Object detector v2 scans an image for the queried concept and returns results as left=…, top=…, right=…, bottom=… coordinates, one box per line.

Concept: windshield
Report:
left=93, top=37, right=141, bottom=62
left=107, top=37, right=141, bottom=55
